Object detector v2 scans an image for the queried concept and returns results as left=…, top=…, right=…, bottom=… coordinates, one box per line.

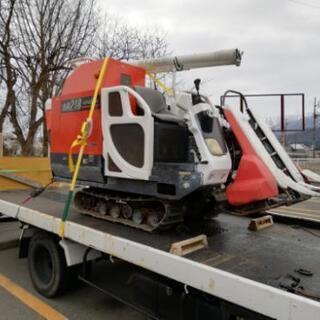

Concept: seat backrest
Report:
left=134, top=86, right=167, bottom=114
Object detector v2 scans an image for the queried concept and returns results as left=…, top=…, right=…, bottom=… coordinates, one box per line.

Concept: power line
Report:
left=289, top=0, right=320, bottom=9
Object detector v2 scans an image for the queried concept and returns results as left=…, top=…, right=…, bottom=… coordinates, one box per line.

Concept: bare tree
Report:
left=0, top=0, right=17, bottom=134
left=96, top=15, right=169, bottom=61
left=7, top=0, right=98, bottom=155
left=1, top=2, right=169, bottom=156
left=96, top=16, right=169, bottom=92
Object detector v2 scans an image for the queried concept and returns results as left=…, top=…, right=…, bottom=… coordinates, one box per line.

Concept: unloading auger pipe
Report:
left=131, top=49, right=242, bottom=73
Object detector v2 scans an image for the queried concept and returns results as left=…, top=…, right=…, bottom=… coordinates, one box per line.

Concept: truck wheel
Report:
left=28, top=231, right=68, bottom=298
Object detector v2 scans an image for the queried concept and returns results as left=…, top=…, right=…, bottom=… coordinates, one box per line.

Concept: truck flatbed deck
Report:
left=269, top=197, right=320, bottom=224
left=0, top=187, right=320, bottom=319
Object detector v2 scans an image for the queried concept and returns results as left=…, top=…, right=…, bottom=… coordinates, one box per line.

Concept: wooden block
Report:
left=248, top=215, right=273, bottom=231
left=170, top=234, right=208, bottom=256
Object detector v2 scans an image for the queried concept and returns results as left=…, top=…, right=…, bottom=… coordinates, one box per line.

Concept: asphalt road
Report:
left=0, top=244, right=145, bottom=320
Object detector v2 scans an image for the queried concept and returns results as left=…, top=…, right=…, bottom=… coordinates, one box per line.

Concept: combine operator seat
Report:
left=134, top=86, right=189, bottom=164
left=134, top=86, right=183, bottom=123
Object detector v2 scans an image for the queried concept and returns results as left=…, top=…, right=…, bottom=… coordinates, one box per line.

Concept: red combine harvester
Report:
left=45, top=49, right=320, bottom=232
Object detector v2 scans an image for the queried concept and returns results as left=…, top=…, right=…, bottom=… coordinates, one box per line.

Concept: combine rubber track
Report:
left=73, top=188, right=184, bottom=232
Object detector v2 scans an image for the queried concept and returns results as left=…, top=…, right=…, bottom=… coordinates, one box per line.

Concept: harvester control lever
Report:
left=192, top=78, right=204, bottom=105
left=194, top=78, right=201, bottom=95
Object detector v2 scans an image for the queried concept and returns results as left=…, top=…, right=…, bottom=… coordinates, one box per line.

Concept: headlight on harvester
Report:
left=205, top=138, right=224, bottom=156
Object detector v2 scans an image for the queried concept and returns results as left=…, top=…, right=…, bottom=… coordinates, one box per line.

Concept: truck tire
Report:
left=28, top=231, right=68, bottom=298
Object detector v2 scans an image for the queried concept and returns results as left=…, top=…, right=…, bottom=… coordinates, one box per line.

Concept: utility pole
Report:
left=313, top=97, right=320, bottom=158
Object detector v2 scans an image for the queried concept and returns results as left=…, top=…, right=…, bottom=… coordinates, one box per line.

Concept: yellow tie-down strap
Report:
left=60, top=57, right=109, bottom=238
left=146, top=71, right=173, bottom=95
left=68, top=121, right=90, bottom=173
left=67, top=56, right=110, bottom=174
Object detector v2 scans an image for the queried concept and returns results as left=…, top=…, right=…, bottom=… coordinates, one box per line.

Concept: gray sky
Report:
left=99, top=0, right=320, bottom=122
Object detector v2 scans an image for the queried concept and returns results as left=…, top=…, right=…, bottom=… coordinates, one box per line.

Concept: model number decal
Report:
left=61, top=96, right=100, bottom=112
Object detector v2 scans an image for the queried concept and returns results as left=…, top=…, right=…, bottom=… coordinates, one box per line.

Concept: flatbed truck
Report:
left=0, top=186, right=319, bottom=319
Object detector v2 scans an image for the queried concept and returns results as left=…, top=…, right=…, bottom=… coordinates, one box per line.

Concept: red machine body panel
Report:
left=47, top=58, right=146, bottom=156
left=223, top=109, right=279, bottom=206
